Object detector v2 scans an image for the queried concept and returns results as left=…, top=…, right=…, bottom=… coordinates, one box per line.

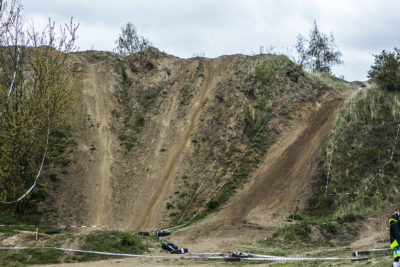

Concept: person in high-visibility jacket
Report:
left=390, top=211, right=400, bottom=266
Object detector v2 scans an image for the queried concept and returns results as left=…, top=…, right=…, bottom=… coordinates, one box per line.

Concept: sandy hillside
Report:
left=169, top=93, right=348, bottom=251
left=40, top=50, right=391, bottom=262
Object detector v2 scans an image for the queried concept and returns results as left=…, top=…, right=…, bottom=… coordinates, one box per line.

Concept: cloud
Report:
left=21, top=0, right=400, bottom=81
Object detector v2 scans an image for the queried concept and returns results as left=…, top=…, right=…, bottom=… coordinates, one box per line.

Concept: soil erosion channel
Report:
left=57, top=51, right=355, bottom=254
left=170, top=94, right=347, bottom=251
left=134, top=60, right=216, bottom=231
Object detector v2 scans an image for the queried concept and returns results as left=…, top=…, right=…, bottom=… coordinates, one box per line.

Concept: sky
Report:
left=21, top=0, right=400, bottom=81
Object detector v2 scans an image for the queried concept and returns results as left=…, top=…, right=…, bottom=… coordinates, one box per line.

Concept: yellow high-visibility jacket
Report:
left=390, top=214, right=400, bottom=249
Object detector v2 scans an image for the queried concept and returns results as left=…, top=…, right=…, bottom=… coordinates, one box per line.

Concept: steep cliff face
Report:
left=43, top=48, right=350, bottom=234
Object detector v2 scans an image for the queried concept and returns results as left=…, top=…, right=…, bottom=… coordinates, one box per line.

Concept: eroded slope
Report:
left=45, top=49, right=350, bottom=238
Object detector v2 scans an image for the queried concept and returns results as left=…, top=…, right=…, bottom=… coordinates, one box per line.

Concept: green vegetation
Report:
left=0, top=224, right=149, bottom=265
left=269, top=48, right=400, bottom=253
left=114, top=22, right=150, bottom=56
left=263, top=83, right=398, bottom=265
left=296, top=20, right=342, bottom=74
left=305, top=72, right=351, bottom=92
left=368, top=47, right=400, bottom=91
left=174, top=55, right=329, bottom=224
left=78, top=230, right=147, bottom=261
left=264, top=85, right=399, bottom=261
left=115, top=65, right=145, bottom=152
left=266, top=212, right=358, bottom=250
left=255, top=55, right=303, bottom=86
left=0, top=0, right=79, bottom=215
left=309, top=88, right=400, bottom=216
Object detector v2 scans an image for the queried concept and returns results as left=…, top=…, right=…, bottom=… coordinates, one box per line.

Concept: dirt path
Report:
left=81, top=60, right=115, bottom=226
left=134, top=60, right=215, bottom=230
left=230, top=97, right=342, bottom=224
left=41, top=91, right=360, bottom=267
left=169, top=93, right=347, bottom=251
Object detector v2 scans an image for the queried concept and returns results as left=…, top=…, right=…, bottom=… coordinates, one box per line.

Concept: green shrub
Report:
left=207, top=200, right=219, bottom=210
left=288, top=211, right=304, bottom=221
left=368, top=48, right=400, bottom=91
left=119, top=133, right=128, bottom=141
left=49, top=173, right=57, bottom=182
left=320, top=221, right=338, bottom=234
left=337, top=213, right=357, bottom=224
left=80, top=230, right=146, bottom=261
left=111, top=109, right=120, bottom=118
left=255, top=55, right=296, bottom=86
left=135, top=113, right=145, bottom=129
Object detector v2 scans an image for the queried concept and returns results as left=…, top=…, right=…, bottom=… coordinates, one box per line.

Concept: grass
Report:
left=306, top=72, right=351, bottom=92
left=265, top=212, right=359, bottom=251
left=259, top=87, right=399, bottom=265
left=75, top=230, right=147, bottom=261
left=0, top=226, right=150, bottom=265
left=256, top=87, right=400, bottom=259
left=308, top=87, right=400, bottom=217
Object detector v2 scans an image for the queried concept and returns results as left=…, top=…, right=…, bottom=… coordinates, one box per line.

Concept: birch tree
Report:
left=0, top=0, right=79, bottom=213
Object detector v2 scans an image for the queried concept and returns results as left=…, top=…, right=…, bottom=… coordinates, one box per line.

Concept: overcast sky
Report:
left=22, top=0, right=400, bottom=81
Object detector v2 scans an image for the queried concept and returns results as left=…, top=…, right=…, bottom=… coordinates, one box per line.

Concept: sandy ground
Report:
left=169, top=94, right=347, bottom=252
left=37, top=52, right=390, bottom=266
left=36, top=90, right=379, bottom=267
left=134, top=60, right=216, bottom=231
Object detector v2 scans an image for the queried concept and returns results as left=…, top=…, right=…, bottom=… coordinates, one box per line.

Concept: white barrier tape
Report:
left=325, top=97, right=354, bottom=195
left=0, top=246, right=226, bottom=260
left=191, top=104, right=280, bottom=220
left=161, top=224, right=187, bottom=232
left=0, top=119, right=50, bottom=204
left=247, top=253, right=365, bottom=262
left=329, top=192, right=359, bottom=196
left=6, top=48, right=21, bottom=103
left=0, top=246, right=183, bottom=259
left=247, top=251, right=367, bottom=261
left=328, top=122, right=400, bottom=196
left=241, top=256, right=366, bottom=262
left=65, top=225, right=110, bottom=229
left=391, top=125, right=400, bottom=160
left=189, top=252, right=224, bottom=255
left=364, top=123, right=400, bottom=191
left=185, top=256, right=225, bottom=259
left=0, top=224, right=109, bottom=230
left=0, top=246, right=367, bottom=262
left=190, top=86, right=311, bottom=221
left=177, top=87, right=252, bottom=224
left=169, top=78, right=312, bottom=229
left=0, top=225, right=37, bottom=227
left=249, top=253, right=284, bottom=258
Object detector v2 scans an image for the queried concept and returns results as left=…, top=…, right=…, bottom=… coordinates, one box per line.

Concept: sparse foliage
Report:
left=0, top=0, right=79, bottom=211
left=114, top=22, right=150, bottom=56
left=296, top=20, right=342, bottom=74
left=368, top=48, right=400, bottom=91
